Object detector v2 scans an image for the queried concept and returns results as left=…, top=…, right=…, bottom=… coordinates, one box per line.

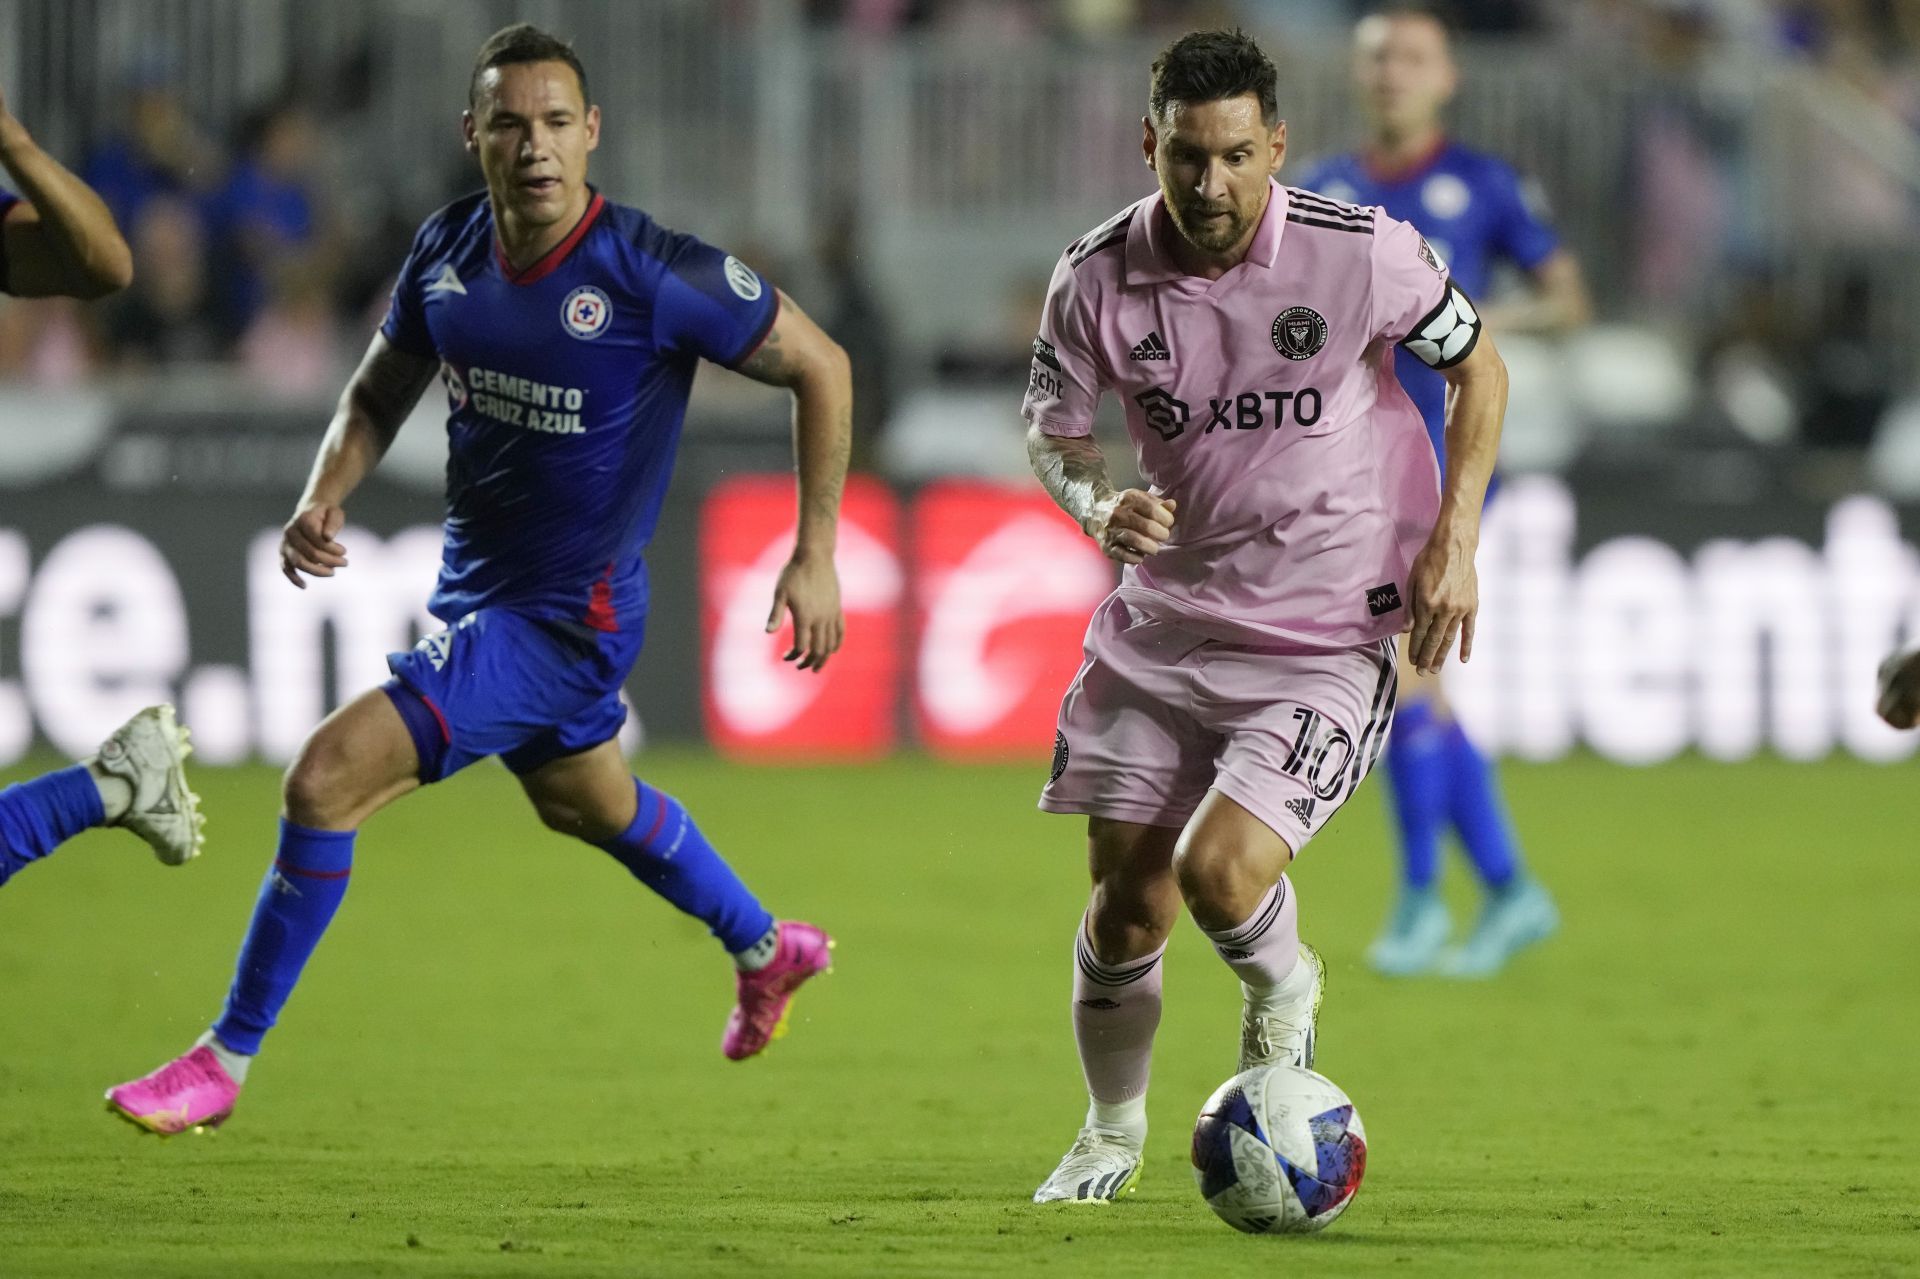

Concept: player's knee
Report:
left=1086, top=879, right=1176, bottom=961
left=531, top=794, right=590, bottom=838
left=527, top=790, right=628, bottom=843
left=1172, top=835, right=1254, bottom=923
left=282, top=734, right=361, bottom=827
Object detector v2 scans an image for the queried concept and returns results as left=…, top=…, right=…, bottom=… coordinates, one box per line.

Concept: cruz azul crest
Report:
left=1271, top=306, right=1328, bottom=361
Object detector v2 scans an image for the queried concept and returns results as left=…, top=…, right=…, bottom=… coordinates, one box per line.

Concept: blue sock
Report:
left=597, top=780, right=774, bottom=954
left=1383, top=701, right=1448, bottom=893
left=1441, top=719, right=1521, bottom=890
left=211, top=820, right=355, bottom=1055
left=0, top=765, right=105, bottom=887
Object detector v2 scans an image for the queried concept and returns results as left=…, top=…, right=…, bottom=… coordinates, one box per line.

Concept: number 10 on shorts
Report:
left=1281, top=707, right=1355, bottom=803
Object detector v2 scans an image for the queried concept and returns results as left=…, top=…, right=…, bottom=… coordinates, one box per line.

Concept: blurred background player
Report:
left=104, top=24, right=850, bottom=1135
left=1024, top=29, right=1504, bottom=1203
left=1294, top=7, right=1589, bottom=979
left=0, top=84, right=201, bottom=889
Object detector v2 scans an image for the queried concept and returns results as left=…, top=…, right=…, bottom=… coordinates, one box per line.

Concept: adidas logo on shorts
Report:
left=1285, top=796, right=1316, bottom=828
left=1129, top=330, right=1170, bottom=361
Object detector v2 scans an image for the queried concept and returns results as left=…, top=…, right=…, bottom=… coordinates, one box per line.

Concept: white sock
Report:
left=1085, top=1095, right=1147, bottom=1144
left=86, top=761, right=133, bottom=823
left=731, top=924, right=780, bottom=972
left=195, top=1030, right=253, bottom=1085
left=1247, top=945, right=1317, bottom=1012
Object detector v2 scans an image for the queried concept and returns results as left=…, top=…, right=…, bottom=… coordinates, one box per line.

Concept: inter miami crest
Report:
left=1416, top=235, right=1445, bottom=274
left=1272, top=306, right=1328, bottom=361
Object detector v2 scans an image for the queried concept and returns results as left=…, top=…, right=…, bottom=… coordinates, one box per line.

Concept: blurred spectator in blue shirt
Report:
left=204, top=96, right=336, bottom=344
left=82, top=64, right=222, bottom=233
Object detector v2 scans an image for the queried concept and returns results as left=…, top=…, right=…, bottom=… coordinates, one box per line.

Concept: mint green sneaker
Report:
left=1435, top=879, right=1558, bottom=979
left=1365, top=888, right=1451, bottom=977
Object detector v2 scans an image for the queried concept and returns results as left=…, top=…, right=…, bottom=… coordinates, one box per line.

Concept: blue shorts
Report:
left=383, top=607, right=645, bottom=783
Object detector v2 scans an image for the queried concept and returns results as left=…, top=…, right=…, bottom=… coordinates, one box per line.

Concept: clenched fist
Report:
left=1087, top=490, right=1177, bottom=566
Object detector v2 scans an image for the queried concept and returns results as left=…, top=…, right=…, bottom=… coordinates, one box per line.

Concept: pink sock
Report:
left=1200, top=876, right=1300, bottom=991
left=1072, top=920, right=1166, bottom=1108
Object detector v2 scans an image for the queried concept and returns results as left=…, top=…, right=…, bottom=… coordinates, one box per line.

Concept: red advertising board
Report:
left=911, top=480, right=1116, bottom=757
left=700, top=475, right=903, bottom=759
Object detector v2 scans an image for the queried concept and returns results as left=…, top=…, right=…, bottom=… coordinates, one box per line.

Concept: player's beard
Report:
left=1171, top=201, right=1252, bottom=254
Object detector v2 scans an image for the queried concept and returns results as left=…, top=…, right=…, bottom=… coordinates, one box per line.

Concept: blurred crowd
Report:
left=0, top=80, right=430, bottom=395
left=1, top=0, right=1917, bottom=468
left=797, top=0, right=1920, bottom=55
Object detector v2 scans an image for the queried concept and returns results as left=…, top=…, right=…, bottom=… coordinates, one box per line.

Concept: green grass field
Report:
left=1, top=752, right=1916, bottom=1277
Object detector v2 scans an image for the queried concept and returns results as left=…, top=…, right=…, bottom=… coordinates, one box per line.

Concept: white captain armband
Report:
left=1400, top=282, right=1482, bottom=370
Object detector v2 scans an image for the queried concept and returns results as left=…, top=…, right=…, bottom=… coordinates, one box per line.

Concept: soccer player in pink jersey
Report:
left=1023, top=30, right=1508, bottom=1203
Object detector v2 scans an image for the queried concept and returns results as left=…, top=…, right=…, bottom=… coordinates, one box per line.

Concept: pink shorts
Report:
left=1040, top=595, right=1398, bottom=853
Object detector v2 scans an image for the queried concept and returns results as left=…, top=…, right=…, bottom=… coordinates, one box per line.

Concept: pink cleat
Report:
left=722, top=920, right=834, bottom=1061
left=104, top=1046, right=239, bottom=1136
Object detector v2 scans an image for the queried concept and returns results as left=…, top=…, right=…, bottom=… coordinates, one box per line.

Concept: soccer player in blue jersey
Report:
left=1295, top=7, right=1589, bottom=978
left=106, top=25, right=852, bottom=1134
left=0, top=84, right=205, bottom=890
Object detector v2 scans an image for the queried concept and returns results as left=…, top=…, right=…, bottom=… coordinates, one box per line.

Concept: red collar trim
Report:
left=494, top=191, right=606, bottom=286
left=1362, top=134, right=1449, bottom=186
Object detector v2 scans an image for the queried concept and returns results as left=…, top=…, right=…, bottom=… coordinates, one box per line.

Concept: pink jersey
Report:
left=1024, top=180, right=1475, bottom=651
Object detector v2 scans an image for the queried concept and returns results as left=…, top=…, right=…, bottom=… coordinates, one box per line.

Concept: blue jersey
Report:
left=1294, top=141, right=1558, bottom=467
left=381, top=189, right=776, bottom=634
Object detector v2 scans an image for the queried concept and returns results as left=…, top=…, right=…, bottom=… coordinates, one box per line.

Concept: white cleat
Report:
left=95, top=705, right=203, bottom=866
left=1239, top=942, right=1324, bottom=1072
left=1032, top=1128, right=1144, bottom=1204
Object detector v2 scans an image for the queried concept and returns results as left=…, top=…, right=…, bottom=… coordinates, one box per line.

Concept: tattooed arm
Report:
left=1026, top=425, right=1175, bottom=566
left=280, top=333, right=438, bottom=588
left=732, top=290, right=853, bottom=672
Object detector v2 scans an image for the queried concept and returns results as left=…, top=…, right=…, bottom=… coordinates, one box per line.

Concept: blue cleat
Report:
left=1434, top=878, right=1558, bottom=979
left=1365, top=888, right=1451, bottom=977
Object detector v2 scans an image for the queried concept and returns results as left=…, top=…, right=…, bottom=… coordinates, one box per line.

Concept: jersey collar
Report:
left=1127, top=179, right=1284, bottom=286
left=493, top=188, right=607, bottom=286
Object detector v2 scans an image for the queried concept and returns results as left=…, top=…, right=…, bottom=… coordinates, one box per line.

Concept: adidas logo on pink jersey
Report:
left=1129, top=331, right=1170, bottom=361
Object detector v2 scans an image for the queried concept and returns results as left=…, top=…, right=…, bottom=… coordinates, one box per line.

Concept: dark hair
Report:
left=1148, top=29, right=1278, bottom=126
left=469, top=23, right=590, bottom=111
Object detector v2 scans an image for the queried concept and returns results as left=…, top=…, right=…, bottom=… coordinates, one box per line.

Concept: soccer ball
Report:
left=1190, top=1064, right=1368, bottom=1234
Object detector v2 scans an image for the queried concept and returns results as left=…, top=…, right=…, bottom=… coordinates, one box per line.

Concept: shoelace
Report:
left=1052, top=1131, right=1137, bottom=1188
left=1243, top=1013, right=1305, bottom=1064
left=737, top=969, right=799, bottom=1030
left=148, top=1052, right=222, bottom=1098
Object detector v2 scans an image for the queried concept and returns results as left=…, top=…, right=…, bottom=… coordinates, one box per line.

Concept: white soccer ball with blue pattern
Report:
left=1190, top=1064, right=1368, bottom=1234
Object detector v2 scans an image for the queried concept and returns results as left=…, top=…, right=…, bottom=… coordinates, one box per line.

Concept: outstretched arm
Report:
left=0, top=86, right=133, bottom=299
left=1480, top=249, right=1591, bottom=336
left=281, top=333, right=438, bottom=588
left=732, top=291, right=852, bottom=672
left=1026, top=425, right=1174, bottom=564
left=1406, top=330, right=1507, bottom=676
